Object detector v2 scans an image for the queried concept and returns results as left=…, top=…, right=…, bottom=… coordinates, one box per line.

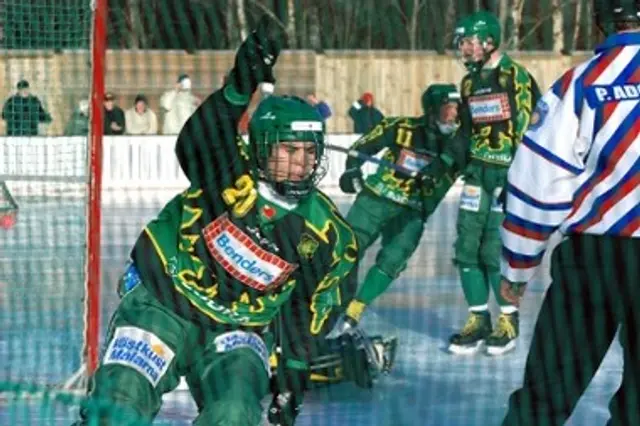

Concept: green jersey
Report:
left=346, top=116, right=456, bottom=210
left=459, top=54, right=540, bottom=167
left=130, top=85, right=358, bottom=344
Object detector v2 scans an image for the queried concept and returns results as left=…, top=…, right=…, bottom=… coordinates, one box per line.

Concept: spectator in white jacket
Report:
left=159, top=74, right=199, bottom=134
left=125, top=94, right=158, bottom=135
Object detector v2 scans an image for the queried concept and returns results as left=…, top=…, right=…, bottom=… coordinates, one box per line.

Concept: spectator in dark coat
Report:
left=2, top=80, right=52, bottom=136
left=348, top=91, right=384, bottom=134
left=103, top=92, right=125, bottom=135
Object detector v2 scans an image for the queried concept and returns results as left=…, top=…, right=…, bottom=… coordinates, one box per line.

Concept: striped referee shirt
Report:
left=501, top=32, right=640, bottom=284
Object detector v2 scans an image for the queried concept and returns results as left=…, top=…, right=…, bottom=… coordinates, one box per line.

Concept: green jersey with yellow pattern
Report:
left=130, top=85, right=358, bottom=352
left=345, top=116, right=455, bottom=210
left=459, top=54, right=540, bottom=167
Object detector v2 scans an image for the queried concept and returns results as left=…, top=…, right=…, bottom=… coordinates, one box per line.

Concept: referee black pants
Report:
left=502, top=234, right=639, bottom=426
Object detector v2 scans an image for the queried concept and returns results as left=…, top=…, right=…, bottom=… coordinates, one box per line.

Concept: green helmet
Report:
left=594, top=0, right=640, bottom=36
left=421, top=84, right=460, bottom=116
left=467, top=11, right=501, bottom=47
left=248, top=95, right=326, bottom=199
left=454, top=11, right=501, bottom=73
left=421, top=84, right=460, bottom=135
left=452, top=15, right=472, bottom=50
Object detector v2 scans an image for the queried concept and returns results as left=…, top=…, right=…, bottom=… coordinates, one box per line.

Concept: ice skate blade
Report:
left=486, top=340, right=516, bottom=356
left=447, top=340, right=484, bottom=355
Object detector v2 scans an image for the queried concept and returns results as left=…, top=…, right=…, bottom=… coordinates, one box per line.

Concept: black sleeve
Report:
left=115, top=107, right=125, bottom=129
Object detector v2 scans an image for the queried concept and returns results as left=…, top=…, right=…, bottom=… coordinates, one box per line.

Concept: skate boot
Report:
left=486, top=312, right=519, bottom=356
left=448, top=311, right=492, bottom=355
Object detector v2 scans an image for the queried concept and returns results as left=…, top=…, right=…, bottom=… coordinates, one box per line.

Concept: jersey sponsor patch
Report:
left=103, top=326, right=175, bottom=387
left=214, top=330, right=271, bottom=375
left=396, top=149, right=432, bottom=173
left=528, top=99, right=549, bottom=131
left=585, top=83, right=640, bottom=107
left=469, top=93, right=512, bottom=123
left=460, top=185, right=481, bottom=212
left=203, top=214, right=297, bottom=291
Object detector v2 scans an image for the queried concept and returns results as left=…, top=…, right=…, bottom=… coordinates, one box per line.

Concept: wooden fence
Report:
left=0, top=49, right=591, bottom=135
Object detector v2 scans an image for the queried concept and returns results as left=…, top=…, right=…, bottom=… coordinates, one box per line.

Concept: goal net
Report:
left=0, top=0, right=109, bottom=423
left=0, top=1, right=592, bottom=425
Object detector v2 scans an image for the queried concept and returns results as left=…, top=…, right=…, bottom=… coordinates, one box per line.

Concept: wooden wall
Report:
left=0, top=49, right=591, bottom=135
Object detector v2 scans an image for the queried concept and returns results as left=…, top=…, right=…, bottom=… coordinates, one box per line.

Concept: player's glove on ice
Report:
left=339, top=168, right=364, bottom=194
left=268, top=367, right=306, bottom=426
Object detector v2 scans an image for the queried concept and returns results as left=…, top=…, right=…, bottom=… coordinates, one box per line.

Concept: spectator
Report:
left=348, top=91, right=384, bottom=134
left=64, top=99, right=90, bottom=136
left=2, top=79, right=52, bottom=136
left=125, top=94, right=158, bottom=135
left=160, top=73, right=199, bottom=134
left=306, top=93, right=332, bottom=120
left=103, top=92, right=125, bottom=135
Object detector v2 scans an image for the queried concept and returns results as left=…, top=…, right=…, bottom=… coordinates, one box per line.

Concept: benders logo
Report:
left=204, top=214, right=297, bottom=291
left=215, top=234, right=275, bottom=283
left=469, top=93, right=511, bottom=123
left=470, top=103, right=501, bottom=115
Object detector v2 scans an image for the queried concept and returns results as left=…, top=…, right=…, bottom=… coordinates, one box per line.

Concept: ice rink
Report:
left=0, top=187, right=624, bottom=425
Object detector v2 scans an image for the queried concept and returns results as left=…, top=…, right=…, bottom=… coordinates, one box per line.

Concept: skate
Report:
left=448, top=311, right=492, bottom=355
left=486, top=312, right=519, bottom=356
left=370, top=335, right=398, bottom=375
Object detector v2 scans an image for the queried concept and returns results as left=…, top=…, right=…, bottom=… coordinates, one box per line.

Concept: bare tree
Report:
left=226, top=2, right=239, bottom=46
left=236, top=0, right=248, bottom=41
left=584, top=0, right=593, bottom=49
left=499, top=0, right=509, bottom=48
left=304, top=2, right=322, bottom=51
left=507, top=0, right=525, bottom=49
left=572, top=0, right=582, bottom=50
left=551, top=0, right=564, bottom=52
left=390, top=0, right=428, bottom=50
left=445, top=0, right=457, bottom=50
left=128, top=0, right=147, bottom=48
left=286, top=0, right=297, bottom=48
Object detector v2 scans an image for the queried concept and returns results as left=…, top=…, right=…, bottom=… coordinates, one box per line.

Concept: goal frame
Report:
left=85, top=0, right=108, bottom=377
left=63, top=0, right=108, bottom=390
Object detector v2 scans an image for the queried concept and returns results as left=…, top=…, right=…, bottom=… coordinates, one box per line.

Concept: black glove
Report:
left=339, top=168, right=364, bottom=194
left=268, top=367, right=307, bottom=426
left=229, top=16, right=287, bottom=95
left=268, top=389, right=303, bottom=426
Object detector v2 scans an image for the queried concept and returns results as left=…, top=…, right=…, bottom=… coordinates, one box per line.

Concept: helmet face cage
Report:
left=254, top=131, right=328, bottom=200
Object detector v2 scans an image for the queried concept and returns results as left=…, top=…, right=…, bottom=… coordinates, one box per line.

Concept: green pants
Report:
left=454, top=164, right=509, bottom=308
left=348, top=189, right=424, bottom=278
left=77, top=284, right=271, bottom=426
